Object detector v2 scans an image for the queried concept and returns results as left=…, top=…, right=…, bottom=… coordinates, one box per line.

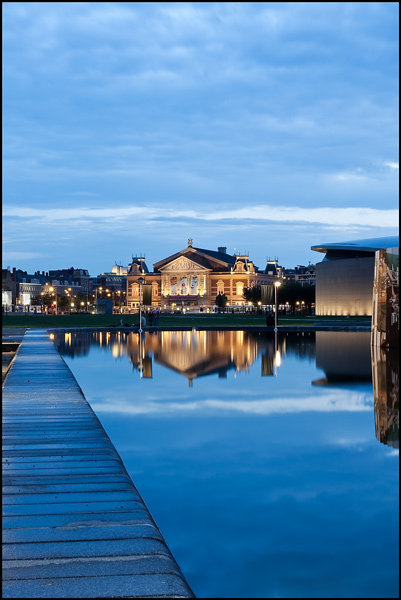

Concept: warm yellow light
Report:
left=49, top=287, right=54, bottom=292
left=275, top=350, right=281, bottom=367
left=274, top=281, right=281, bottom=287
left=81, top=302, right=84, bottom=305
left=71, top=302, right=74, bottom=307
left=258, top=301, right=261, bottom=305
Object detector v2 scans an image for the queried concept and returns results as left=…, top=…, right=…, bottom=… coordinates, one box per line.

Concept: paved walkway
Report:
left=2, top=330, right=195, bottom=598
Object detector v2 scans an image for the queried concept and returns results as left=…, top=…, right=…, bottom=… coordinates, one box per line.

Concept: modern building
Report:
left=311, top=236, right=399, bottom=316
left=126, top=240, right=283, bottom=310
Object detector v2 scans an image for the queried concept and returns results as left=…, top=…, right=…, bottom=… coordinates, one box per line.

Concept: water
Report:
left=52, top=330, right=399, bottom=598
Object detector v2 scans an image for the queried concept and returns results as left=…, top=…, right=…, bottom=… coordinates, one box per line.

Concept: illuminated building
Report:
left=311, top=236, right=399, bottom=317
left=126, top=240, right=282, bottom=309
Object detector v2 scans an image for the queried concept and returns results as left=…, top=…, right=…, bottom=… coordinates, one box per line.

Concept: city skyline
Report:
left=3, top=2, right=399, bottom=275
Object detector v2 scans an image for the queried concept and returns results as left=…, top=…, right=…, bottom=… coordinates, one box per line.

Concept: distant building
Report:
left=111, top=264, right=128, bottom=276
left=90, top=264, right=128, bottom=308
left=312, top=236, right=399, bottom=316
left=49, top=268, right=90, bottom=294
left=2, top=268, right=83, bottom=308
left=126, top=240, right=283, bottom=309
left=283, top=264, right=316, bottom=286
left=2, top=268, right=17, bottom=306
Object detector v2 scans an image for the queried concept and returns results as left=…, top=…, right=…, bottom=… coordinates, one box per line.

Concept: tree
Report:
left=215, top=292, right=228, bottom=312
left=58, top=295, right=71, bottom=313
left=242, top=285, right=261, bottom=306
left=73, top=291, right=88, bottom=312
left=30, top=294, right=42, bottom=306
left=33, top=292, right=54, bottom=312
left=280, top=282, right=315, bottom=315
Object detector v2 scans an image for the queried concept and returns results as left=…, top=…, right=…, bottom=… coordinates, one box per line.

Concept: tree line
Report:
left=216, top=282, right=315, bottom=314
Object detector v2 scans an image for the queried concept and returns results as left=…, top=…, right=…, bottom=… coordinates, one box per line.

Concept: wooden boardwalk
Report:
left=2, top=329, right=195, bottom=598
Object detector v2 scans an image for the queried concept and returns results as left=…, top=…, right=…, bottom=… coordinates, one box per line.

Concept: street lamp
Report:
left=49, top=287, right=57, bottom=314
left=137, top=277, right=145, bottom=333
left=274, top=281, right=281, bottom=332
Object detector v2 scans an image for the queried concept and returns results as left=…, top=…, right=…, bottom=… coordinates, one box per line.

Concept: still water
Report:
left=52, top=330, right=399, bottom=599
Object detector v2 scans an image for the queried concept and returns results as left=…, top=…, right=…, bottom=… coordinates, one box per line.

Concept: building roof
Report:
left=311, top=236, right=399, bottom=254
left=192, top=247, right=237, bottom=266
left=128, top=257, right=149, bottom=274
left=153, top=246, right=237, bottom=272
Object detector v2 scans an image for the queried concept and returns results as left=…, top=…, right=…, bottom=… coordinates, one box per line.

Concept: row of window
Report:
left=128, top=282, right=248, bottom=296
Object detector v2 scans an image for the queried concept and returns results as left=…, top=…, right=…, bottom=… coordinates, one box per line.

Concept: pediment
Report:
left=160, top=256, right=207, bottom=271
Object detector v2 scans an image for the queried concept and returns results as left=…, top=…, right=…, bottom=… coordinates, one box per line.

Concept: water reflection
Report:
left=311, top=331, right=399, bottom=448
left=372, top=345, right=399, bottom=448
left=52, top=329, right=398, bottom=447
left=313, top=331, right=372, bottom=385
left=51, top=329, right=399, bottom=598
left=53, top=329, right=315, bottom=383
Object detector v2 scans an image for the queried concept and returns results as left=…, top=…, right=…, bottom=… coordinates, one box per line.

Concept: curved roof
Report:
left=311, top=235, right=399, bottom=254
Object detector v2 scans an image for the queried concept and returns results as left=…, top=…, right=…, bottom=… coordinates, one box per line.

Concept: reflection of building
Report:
left=126, top=240, right=283, bottom=309
left=311, top=236, right=399, bottom=316
left=127, top=330, right=264, bottom=385
left=313, top=331, right=372, bottom=385
left=371, top=345, right=399, bottom=448
left=53, top=330, right=313, bottom=384
left=311, top=331, right=399, bottom=449
left=371, top=246, right=399, bottom=348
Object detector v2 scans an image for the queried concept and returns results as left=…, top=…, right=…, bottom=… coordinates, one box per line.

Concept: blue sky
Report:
left=3, top=2, right=399, bottom=276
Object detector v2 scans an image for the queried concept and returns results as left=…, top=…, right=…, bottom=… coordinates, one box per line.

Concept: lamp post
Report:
left=49, top=287, right=57, bottom=314
left=274, top=281, right=281, bottom=332
left=95, top=287, right=102, bottom=314
left=137, top=277, right=144, bottom=333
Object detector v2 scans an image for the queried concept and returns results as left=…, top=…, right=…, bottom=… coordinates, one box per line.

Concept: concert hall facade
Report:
left=126, top=240, right=281, bottom=309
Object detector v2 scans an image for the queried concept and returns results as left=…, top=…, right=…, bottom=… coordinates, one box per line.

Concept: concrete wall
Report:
left=315, top=256, right=374, bottom=316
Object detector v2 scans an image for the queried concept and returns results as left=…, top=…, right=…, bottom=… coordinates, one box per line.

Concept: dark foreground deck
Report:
left=2, top=329, right=195, bottom=598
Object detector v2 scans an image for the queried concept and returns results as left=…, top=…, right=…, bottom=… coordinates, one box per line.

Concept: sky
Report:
left=2, top=2, right=399, bottom=276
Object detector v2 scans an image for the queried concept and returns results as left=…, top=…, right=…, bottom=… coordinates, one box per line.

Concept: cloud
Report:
left=3, top=204, right=398, bottom=229
left=2, top=251, right=45, bottom=260
left=90, top=389, right=372, bottom=417
left=2, top=3, right=398, bottom=274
